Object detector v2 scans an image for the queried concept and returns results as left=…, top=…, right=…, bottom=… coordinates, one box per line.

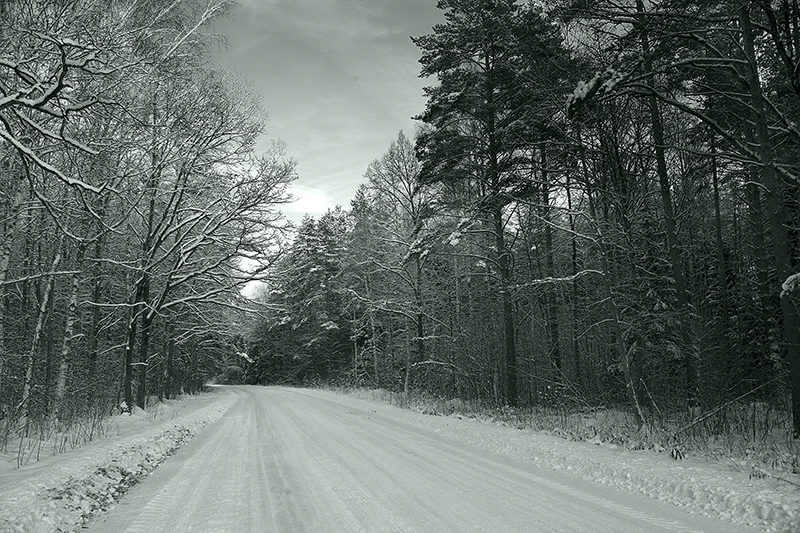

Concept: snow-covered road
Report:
left=86, top=386, right=759, bottom=533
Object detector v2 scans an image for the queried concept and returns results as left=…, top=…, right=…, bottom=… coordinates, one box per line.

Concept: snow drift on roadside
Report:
left=331, top=389, right=799, bottom=533
left=0, top=390, right=236, bottom=533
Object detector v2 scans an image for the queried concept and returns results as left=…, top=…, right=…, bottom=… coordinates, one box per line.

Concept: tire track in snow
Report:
left=286, top=405, right=412, bottom=532
left=266, top=388, right=708, bottom=532
left=284, top=388, right=752, bottom=533
left=266, top=390, right=377, bottom=532
left=119, top=400, right=245, bottom=532
left=88, top=387, right=760, bottom=533
left=248, top=390, right=313, bottom=532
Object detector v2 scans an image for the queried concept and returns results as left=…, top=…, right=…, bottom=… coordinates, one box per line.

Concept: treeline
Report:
left=0, top=0, right=293, bottom=442
left=248, top=0, right=800, bottom=438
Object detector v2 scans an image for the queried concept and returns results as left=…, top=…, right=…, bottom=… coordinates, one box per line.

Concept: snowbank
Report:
left=335, top=389, right=800, bottom=533
left=0, top=389, right=236, bottom=533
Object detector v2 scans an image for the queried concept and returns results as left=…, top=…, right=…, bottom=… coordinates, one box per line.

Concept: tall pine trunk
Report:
left=566, top=171, right=582, bottom=390
left=541, top=145, right=561, bottom=374
left=637, top=0, right=696, bottom=404
left=741, top=5, right=800, bottom=437
left=493, top=205, right=517, bottom=405
left=710, top=140, right=732, bottom=381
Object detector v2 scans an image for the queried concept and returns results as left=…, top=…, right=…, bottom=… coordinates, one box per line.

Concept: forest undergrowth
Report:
left=0, top=389, right=235, bottom=532
left=339, top=387, right=800, bottom=486
left=0, top=391, right=209, bottom=471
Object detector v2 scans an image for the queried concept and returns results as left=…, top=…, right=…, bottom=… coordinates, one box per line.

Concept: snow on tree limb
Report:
left=511, top=270, right=605, bottom=292
left=0, top=127, right=106, bottom=193
left=782, top=273, right=800, bottom=298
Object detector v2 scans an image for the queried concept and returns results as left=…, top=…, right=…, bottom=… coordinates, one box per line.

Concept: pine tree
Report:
left=413, top=0, right=571, bottom=404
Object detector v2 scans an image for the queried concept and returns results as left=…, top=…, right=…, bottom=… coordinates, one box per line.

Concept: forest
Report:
left=0, top=0, right=295, bottom=450
left=247, top=0, right=800, bottom=442
left=1, top=0, right=799, bottom=460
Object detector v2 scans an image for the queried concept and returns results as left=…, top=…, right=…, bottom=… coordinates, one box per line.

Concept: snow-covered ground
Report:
left=0, top=388, right=236, bottom=532
left=1, top=386, right=797, bottom=532
left=338, top=388, right=800, bottom=533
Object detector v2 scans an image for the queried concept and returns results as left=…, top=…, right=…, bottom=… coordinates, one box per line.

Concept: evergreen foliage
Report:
left=247, top=0, right=800, bottom=440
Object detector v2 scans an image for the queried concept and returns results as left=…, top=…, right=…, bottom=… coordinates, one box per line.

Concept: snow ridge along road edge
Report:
left=330, top=388, right=799, bottom=533
left=0, top=389, right=237, bottom=533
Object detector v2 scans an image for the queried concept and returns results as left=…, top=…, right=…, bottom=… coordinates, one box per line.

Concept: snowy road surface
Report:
left=88, top=386, right=758, bottom=533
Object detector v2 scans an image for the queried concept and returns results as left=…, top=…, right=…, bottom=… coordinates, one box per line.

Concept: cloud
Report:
left=282, top=183, right=341, bottom=222
left=213, top=0, right=443, bottom=222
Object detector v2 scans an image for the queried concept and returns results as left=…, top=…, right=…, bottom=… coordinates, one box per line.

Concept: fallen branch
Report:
left=672, top=378, right=780, bottom=438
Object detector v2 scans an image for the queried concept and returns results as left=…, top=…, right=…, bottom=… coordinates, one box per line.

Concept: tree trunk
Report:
left=136, top=315, right=152, bottom=410
left=136, top=279, right=152, bottom=410
left=580, top=126, right=645, bottom=428
left=86, top=235, right=103, bottom=404
left=43, top=255, right=57, bottom=411
left=414, top=255, right=425, bottom=383
left=363, top=274, right=380, bottom=387
left=493, top=206, right=517, bottom=405
left=403, top=318, right=412, bottom=394
left=710, top=138, right=733, bottom=382
left=745, top=179, right=775, bottom=336
left=165, top=323, right=175, bottom=399
left=566, top=171, right=582, bottom=390
left=352, top=309, right=359, bottom=385
left=132, top=89, right=160, bottom=410
left=190, top=345, right=199, bottom=393
left=122, top=282, right=143, bottom=412
left=602, top=233, right=646, bottom=430
left=0, top=185, right=25, bottom=399
left=741, top=4, right=800, bottom=438
left=637, top=0, right=696, bottom=404
left=541, top=145, right=561, bottom=374
left=53, top=245, right=84, bottom=421
left=370, top=309, right=379, bottom=387
left=86, top=197, right=109, bottom=404
left=20, top=240, right=62, bottom=424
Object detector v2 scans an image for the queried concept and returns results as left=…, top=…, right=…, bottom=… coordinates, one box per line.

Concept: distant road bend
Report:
left=89, top=386, right=755, bottom=533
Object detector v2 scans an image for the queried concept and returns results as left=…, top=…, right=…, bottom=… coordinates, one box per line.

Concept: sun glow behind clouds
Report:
left=213, top=0, right=444, bottom=226
left=283, top=183, right=338, bottom=222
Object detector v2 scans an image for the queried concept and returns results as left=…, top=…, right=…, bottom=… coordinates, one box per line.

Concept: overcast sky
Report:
left=212, top=0, right=444, bottom=223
